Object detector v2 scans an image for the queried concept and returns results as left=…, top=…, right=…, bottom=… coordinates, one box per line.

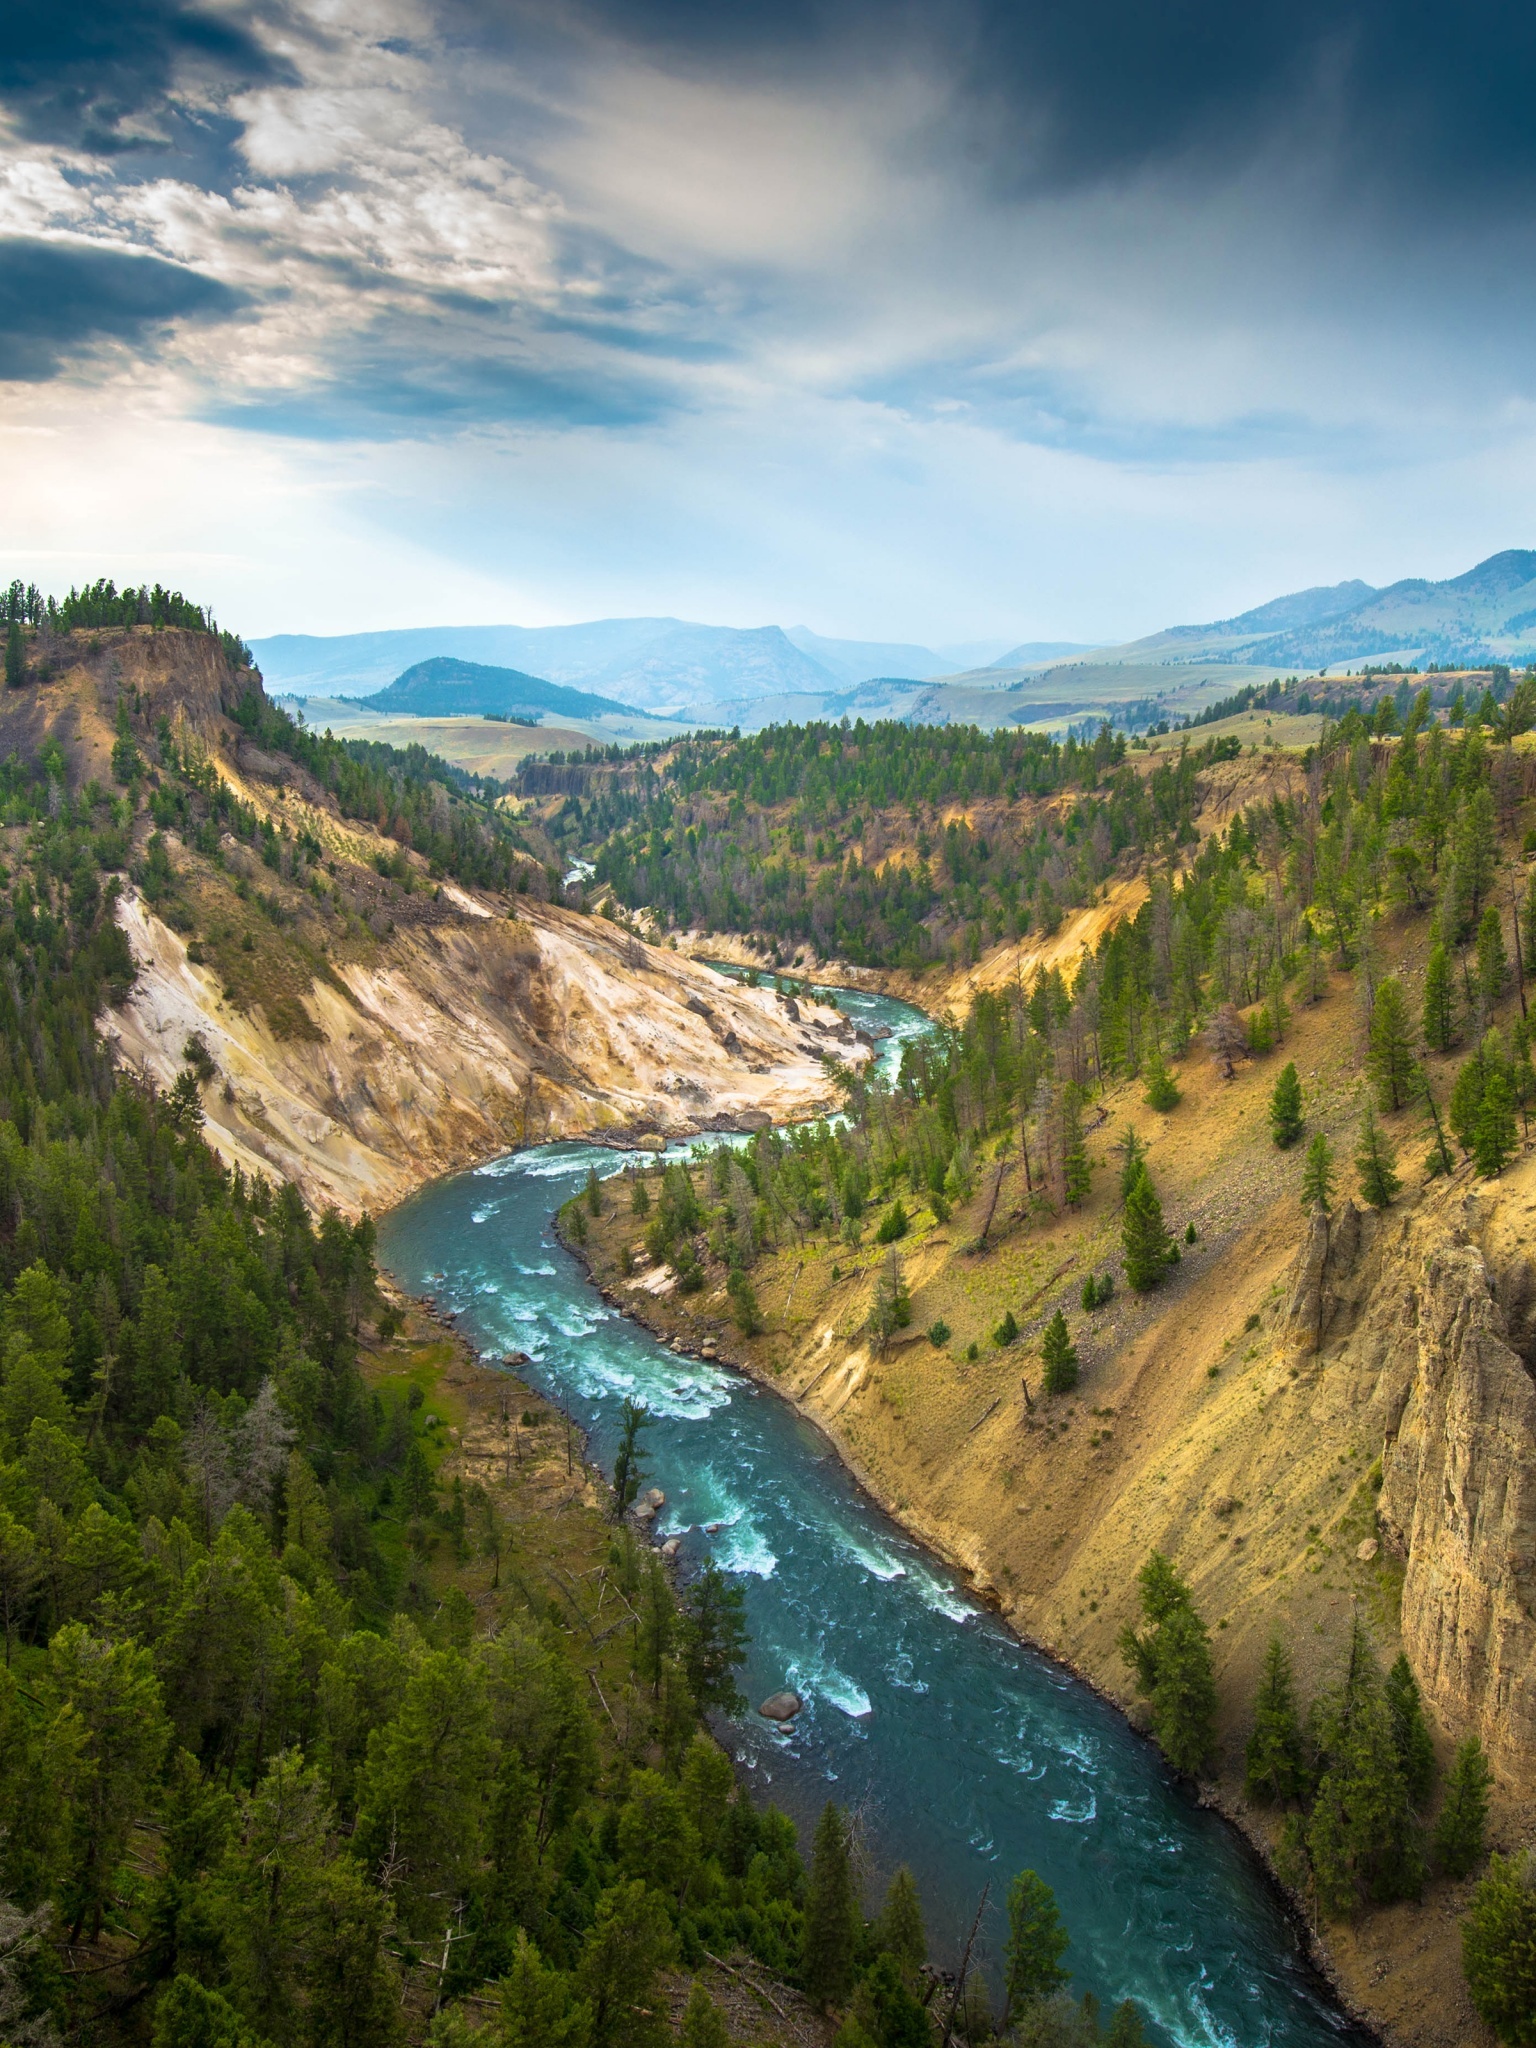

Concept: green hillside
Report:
left=362, top=655, right=642, bottom=722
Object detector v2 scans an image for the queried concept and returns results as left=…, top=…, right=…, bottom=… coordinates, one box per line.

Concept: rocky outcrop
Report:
left=1280, top=1199, right=1363, bottom=1353
left=1380, top=1240, right=1536, bottom=1787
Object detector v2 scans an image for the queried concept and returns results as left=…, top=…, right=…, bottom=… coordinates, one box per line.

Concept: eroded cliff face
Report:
left=1378, top=1228, right=1536, bottom=1787
left=105, top=887, right=866, bottom=1217
left=0, top=626, right=867, bottom=1217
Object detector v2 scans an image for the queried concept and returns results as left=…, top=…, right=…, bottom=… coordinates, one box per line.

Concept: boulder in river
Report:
left=758, top=1690, right=803, bottom=1722
left=633, top=1502, right=655, bottom=1524
left=661, top=1537, right=682, bottom=1560
left=643, top=1487, right=665, bottom=1508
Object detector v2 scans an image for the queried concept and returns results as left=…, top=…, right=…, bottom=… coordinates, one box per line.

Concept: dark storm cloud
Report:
left=0, top=238, right=244, bottom=380
left=0, top=0, right=289, bottom=153
left=554, top=0, right=1536, bottom=206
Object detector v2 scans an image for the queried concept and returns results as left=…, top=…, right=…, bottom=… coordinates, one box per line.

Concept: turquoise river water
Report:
left=376, top=982, right=1369, bottom=2048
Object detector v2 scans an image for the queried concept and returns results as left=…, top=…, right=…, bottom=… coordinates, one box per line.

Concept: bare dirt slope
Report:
left=9, top=627, right=864, bottom=1215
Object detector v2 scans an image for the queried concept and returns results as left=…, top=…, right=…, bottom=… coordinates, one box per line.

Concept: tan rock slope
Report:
left=105, top=885, right=866, bottom=1216
left=7, top=627, right=864, bottom=1215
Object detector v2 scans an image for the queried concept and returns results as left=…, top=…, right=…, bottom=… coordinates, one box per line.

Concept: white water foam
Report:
left=885, top=1651, right=928, bottom=1695
left=1049, top=1793, right=1098, bottom=1825
left=908, top=1564, right=972, bottom=1622
left=717, top=1521, right=778, bottom=1578
left=837, top=1531, right=908, bottom=1580
left=811, top=1669, right=873, bottom=1719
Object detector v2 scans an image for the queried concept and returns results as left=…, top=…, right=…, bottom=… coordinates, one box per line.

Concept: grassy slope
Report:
left=577, top=768, right=1536, bottom=2048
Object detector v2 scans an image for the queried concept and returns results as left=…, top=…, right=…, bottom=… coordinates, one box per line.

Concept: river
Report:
left=376, top=980, right=1369, bottom=2048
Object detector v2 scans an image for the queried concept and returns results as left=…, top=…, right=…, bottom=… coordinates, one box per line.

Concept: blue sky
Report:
left=3, top=0, right=1536, bottom=642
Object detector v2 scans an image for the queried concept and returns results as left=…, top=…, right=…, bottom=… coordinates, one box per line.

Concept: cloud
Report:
left=556, top=0, right=1536, bottom=211
left=1, top=0, right=1535, bottom=641
left=0, top=236, right=243, bottom=379
left=1, top=0, right=287, bottom=153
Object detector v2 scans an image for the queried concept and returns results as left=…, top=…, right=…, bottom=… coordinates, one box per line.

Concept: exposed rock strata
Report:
left=106, top=889, right=864, bottom=1217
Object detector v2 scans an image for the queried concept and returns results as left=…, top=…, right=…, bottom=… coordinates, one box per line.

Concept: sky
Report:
left=3, top=0, right=1536, bottom=644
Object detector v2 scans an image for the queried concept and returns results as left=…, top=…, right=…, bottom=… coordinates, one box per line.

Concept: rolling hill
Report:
left=359, top=655, right=642, bottom=722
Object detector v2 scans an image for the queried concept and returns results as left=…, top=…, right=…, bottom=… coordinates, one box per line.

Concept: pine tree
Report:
left=586, top=1165, right=603, bottom=1216
left=1433, top=1738, right=1493, bottom=1878
left=1062, top=1091, right=1091, bottom=1208
left=1420, top=1064, right=1455, bottom=1178
left=1143, top=1050, right=1180, bottom=1110
left=1355, top=1104, right=1401, bottom=1209
left=1269, top=1063, right=1304, bottom=1148
left=1266, top=964, right=1291, bottom=1047
left=1122, top=1165, right=1173, bottom=1293
left=1452, top=786, right=1499, bottom=935
left=1450, top=1046, right=1488, bottom=1154
left=578, top=1880, right=676, bottom=2048
left=727, top=1266, right=762, bottom=1336
left=611, top=1397, right=651, bottom=1519
left=1118, top=1552, right=1215, bottom=1777
left=1149, top=1603, right=1218, bottom=1778
left=1115, top=1124, right=1146, bottom=1201
left=1367, top=976, right=1418, bottom=1111
left=801, top=1803, right=859, bottom=2010
left=846, top=1955, right=929, bottom=2048
left=1041, top=1311, right=1079, bottom=1395
left=1003, top=1868, right=1070, bottom=2021
left=1300, top=1133, right=1335, bottom=1216
left=678, top=1559, right=749, bottom=1714
left=1422, top=941, right=1459, bottom=1053
left=1384, top=1653, right=1436, bottom=1806
left=871, top=1251, right=912, bottom=1348
left=1462, top=1854, right=1536, bottom=2043
left=1305, top=1621, right=1424, bottom=1915
left=1476, top=906, right=1510, bottom=1020
left=679, top=1981, right=730, bottom=2048
left=631, top=1177, right=650, bottom=1217
left=1246, top=1637, right=1307, bottom=1806
left=1104, top=2003, right=1151, bottom=2048
left=874, top=1864, right=926, bottom=1984
left=1474, top=1070, right=1518, bottom=1178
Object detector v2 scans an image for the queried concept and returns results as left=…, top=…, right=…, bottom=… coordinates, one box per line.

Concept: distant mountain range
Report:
left=251, top=550, right=1536, bottom=734
left=251, top=618, right=1032, bottom=717
left=1081, top=550, right=1536, bottom=671
left=360, top=657, right=641, bottom=723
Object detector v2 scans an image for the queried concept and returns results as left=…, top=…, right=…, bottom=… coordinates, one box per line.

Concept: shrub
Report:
left=875, top=1201, right=909, bottom=1244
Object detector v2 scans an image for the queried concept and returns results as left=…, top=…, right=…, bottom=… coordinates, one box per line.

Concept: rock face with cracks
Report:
left=1380, top=1236, right=1536, bottom=1787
